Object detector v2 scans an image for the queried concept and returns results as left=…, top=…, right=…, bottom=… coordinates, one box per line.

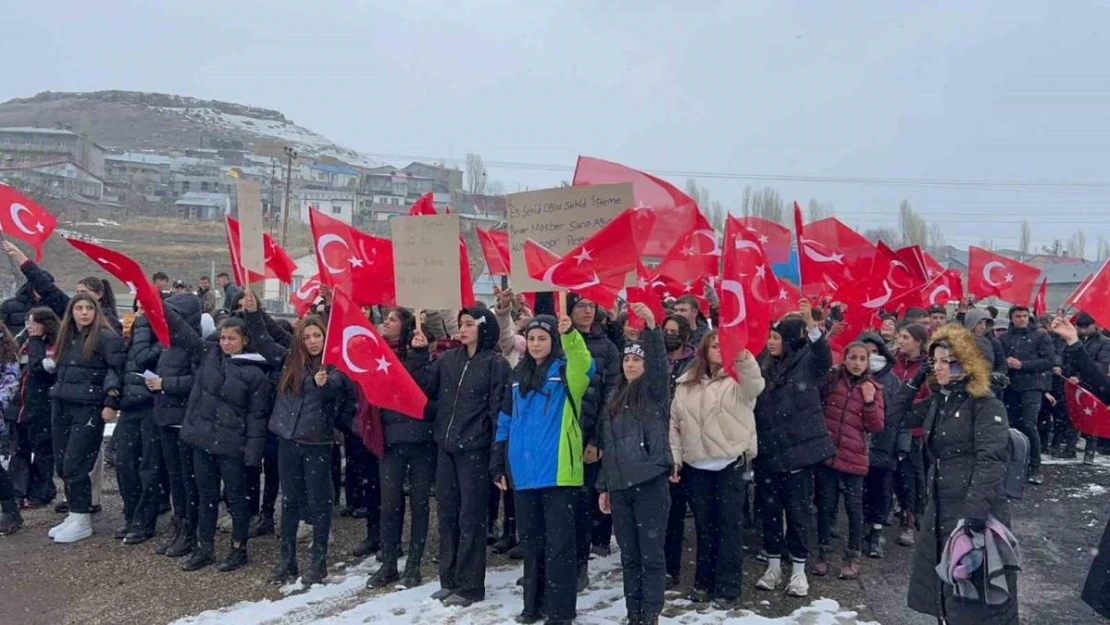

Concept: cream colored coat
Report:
left=669, top=354, right=765, bottom=467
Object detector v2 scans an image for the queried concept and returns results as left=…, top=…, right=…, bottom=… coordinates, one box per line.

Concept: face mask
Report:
left=868, top=354, right=887, bottom=373
left=663, top=335, right=684, bottom=352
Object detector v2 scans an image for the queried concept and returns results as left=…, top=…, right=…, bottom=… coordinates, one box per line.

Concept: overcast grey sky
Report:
left=4, top=1, right=1109, bottom=252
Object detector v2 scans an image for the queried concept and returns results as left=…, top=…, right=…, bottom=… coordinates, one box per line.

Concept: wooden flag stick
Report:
left=558, top=291, right=567, bottom=318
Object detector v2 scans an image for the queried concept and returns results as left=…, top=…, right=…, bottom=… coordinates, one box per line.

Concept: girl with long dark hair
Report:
left=46, top=294, right=125, bottom=543
left=0, top=325, right=26, bottom=534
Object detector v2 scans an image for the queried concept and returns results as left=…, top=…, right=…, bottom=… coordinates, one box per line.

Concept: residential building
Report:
left=0, top=126, right=107, bottom=177
left=452, top=191, right=507, bottom=219
left=1041, top=261, right=1105, bottom=310
left=402, top=161, right=463, bottom=193
left=0, top=160, right=105, bottom=202
left=298, top=162, right=360, bottom=190
left=300, top=190, right=355, bottom=224
left=175, top=192, right=231, bottom=221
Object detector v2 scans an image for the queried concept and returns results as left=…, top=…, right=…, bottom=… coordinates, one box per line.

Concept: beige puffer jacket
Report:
left=669, top=353, right=765, bottom=467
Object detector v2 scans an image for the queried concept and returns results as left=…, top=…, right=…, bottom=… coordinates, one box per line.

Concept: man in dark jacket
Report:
left=1060, top=312, right=1110, bottom=463
left=216, top=272, right=241, bottom=311
left=567, top=293, right=619, bottom=589
left=675, top=295, right=710, bottom=348
left=1000, top=306, right=1055, bottom=485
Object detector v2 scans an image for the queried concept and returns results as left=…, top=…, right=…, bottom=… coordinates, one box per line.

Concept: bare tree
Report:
left=1067, top=230, right=1087, bottom=260
left=485, top=179, right=505, bottom=196
left=979, top=238, right=996, bottom=251
left=465, top=153, right=487, bottom=194
left=685, top=179, right=710, bottom=209
left=1099, top=235, right=1110, bottom=261
left=706, top=200, right=725, bottom=231
left=898, top=200, right=927, bottom=247
left=1018, top=220, right=1031, bottom=260
left=864, top=227, right=901, bottom=245
left=928, top=222, right=946, bottom=249
left=806, top=199, right=835, bottom=222
left=739, top=185, right=786, bottom=224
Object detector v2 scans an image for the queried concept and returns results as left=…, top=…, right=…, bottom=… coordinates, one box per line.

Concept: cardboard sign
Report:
left=507, top=183, right=633, bottom=292
left=391, top=214, right=462, bottom=310
left=235, top=178, right=265, bottom=275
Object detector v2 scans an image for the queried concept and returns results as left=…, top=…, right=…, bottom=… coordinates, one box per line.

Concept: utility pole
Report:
left=268, top=157, right=277, bottom=236
left=279, top=146, right=298, bottom=310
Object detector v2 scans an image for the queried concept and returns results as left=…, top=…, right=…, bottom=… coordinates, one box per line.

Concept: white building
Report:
left=299, top=190, right=355, bottom=224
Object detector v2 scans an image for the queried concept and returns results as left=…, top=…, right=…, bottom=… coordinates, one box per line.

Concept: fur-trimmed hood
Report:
left=927, top=323, right=992, bottom=399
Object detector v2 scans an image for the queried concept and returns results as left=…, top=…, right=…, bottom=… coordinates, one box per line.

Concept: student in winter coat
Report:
left=813, top=342, right=885, bottom=580
left=0, top=328, right=24, bottom=534
left=901, top=323, right=1017, bottom=624
left=0, top=271, right=53, bottom=335
left=169, top=297, right=273, bottom=573
left=3, top=307, right=59, bottom=508
left=892, top=321, right=930, bottom=547
left=147, top=293, right=202, bottom=559
left=488, top=289, right=522, bottom=554
left=595, top=304, right=672, bottom=625
left=410, top=306, right=511, bottom=607
left=256, top=314, right=348, bottom=586
left=3, top=243, right=124, bottom=335
left=753, top=301, right=836, bottom=598
left=669, top=329, right=764, bottom=609
left=115, top=309, right=164, bottom=545
left=999, top=306, right=1054, bottom=485
left=367, top=308, right=439, bottom=590
left=661, top=313, right=696, bottom=587
left=856, top=333, right=904, bottom=558
left=45, top=294, right=125, bottom=544
left=492, top=313, right=593, bottom=625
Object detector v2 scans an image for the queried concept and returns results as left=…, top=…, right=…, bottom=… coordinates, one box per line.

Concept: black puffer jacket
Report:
left=3, top=336, right=55, bottom=424
left=411, top=306, right=511, bottom=453
left=597, top=328, right=672, bottom=492
left=0, top=285, right=34, bottom=335
left=268, top=357, right=347, bottom=445
left=857, top=333, right=904, bottom=470
left=999, top=324, right=1055, bottom=392
left=153, top=294, right=202, bottom=428
left=381, top=318, right=436, bottom=445
left=19, top=260, right=122, bottom=333
left=754, top=331, right=836, bottom=474
left=50, top=326, right=125, bottom=409
left=120, top=315, right=162, bottom=417
left=1078, top=332, right=1110, bottom=376
left=580, top=323, right=621, bottom=448
left=170, top=309, right=273, bottom=465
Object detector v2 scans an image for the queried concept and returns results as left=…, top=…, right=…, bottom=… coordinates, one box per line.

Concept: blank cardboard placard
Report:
left=507, top=183, right=633, bottom=292
left=391, top=214, right=462, bottom=310
left=236, top=178, right=265, bottom=275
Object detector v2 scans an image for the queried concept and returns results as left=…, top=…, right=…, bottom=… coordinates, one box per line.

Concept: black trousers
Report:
left=517, top=486, right=578, bottom=621
left=895, top=438, right=925, bottom=516
left=863, top=466, right=894, bottom=526
left=115, top=416, right=145, bottom=523
left=815, top=465, right=864, bottom=554
left=1005, top=388, right=1042, bottom=470
left=165, top=427, right=199, bottom=526
left=611, top=474, right=670, bottom=615
left=664, top=479, right=687, bottom=579
left=194, top=448, right=249, bottom=545
left=686, top=461, right=747, bottom=599
left=51, top=402, right=104, bottom=514
left=360, top=445, right=381, bottom=544
left=381, top=441, right=435, bottom=564
left=344, top=431, right=373, bottom=510
left=0, top=460, right=14, bottom=503
left=247, top=433, right=279, bottom=519
left=131, top=417, right=166, bottom=533
left=488, top=475, right=516, bottom=538
left=8, top=419, right=56, bottom=503
left=758, top=464, right=813, bottom=562
left=278, top=439, right=333, bottom=557
left=436, top=447, right=489, bottom=600
left=576, top=461, right=611, bottom=569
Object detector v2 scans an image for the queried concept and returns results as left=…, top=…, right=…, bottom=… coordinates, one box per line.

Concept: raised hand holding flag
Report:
left=0, top=184, right=57, bottom=261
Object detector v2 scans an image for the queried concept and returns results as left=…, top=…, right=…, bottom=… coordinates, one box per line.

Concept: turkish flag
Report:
left=406, top=193, right=475, bottom=307
left=1070, top=260, right=1110, bottom=328
left=290, top=273, right=321, bottom=317
left=1066, top=379, right=1110, bottom=438
left=324, top=289, right=427, bottom=420
left=523, top=239, right=625, bottom=310
left=225, top=217, right=297, bottom=284
left=1062, top=269, right=1098, bottom=314
left=794, top=203, right=875, bottom=298
left=625, top=286, right=666, bottom=332
left=770, top=279, right=802, bottom=322
left=572, top=156, right=700, bottom=257
left=718, top=216, right=777, bottom=378
left=921, top=250, right=946, bottom=281
left=651, top=212, right=720, bottom=286
left=736, top=216, right=792, bottom=264
left=922, top=269, right=965, bottom=307
left=967, top=247, right=1041, bottom=305
left=476, top=227, right=510, bottom=276
left=64, top=237, right=170, bottom=347
left=1032, top=277, right=1048, bottom=317
left=309, top=209, right=396, bottom=307
left=893, top=245, right=931, bottom=288
left=0, top=183, right=57, bottom=261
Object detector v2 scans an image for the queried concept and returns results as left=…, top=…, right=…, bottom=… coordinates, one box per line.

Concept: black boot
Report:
left=352, top=537, right=380, bottom=558
left=123, top=526, right=155, bottom=545
left=155, top=519, right=181, bottom=555
left=866, top=526, right=884, bottom=558
left=399, top=541, right=425, bottom=588
left=269, top=539, right=299, bottom=585
left=0, top=501, right=24, bottom=535
left=302, top=539, right=328, bottom=585
left=166, top=521, right=197, bottom=558
left=367, top=560, right=400, bottom=588
left=492, top=517, right=517, bottom=554
left=182, top=542, right=215, bottom=571
left=218, top=541, right=248, bottom=572
left=248, top=515, right=275, bottom=538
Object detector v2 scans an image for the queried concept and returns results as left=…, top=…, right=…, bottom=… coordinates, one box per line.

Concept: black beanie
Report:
left=773, top=317, right=809, bottom=351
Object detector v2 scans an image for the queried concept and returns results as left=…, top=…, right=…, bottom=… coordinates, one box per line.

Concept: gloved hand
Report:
left=963, top=517, right=987, bottom=535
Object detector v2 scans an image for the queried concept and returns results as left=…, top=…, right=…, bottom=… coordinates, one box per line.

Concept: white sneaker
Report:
left=54, top=513, right=93, bottom=544
left=49, top=513, right=75, bottom=539
left=786, top=572, right=809, bottom=597
left=755, top=564, right=782, bottom=591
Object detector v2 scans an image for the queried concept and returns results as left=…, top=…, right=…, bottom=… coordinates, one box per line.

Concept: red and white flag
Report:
left=476, top=227, right=510, bottom=276
left=1066, top=379, right=1110, bottom=438
left=967, top=247, right=1041, bottom=306
left=1069, top=261, right=1110, bottom=328
left=309, top=209, right=396, bottom=307
left=290, top=273, right=321, bottom=317
left=794, top=203, right=875, bottom=298
left=225, top=217, right=297, bottom=284
left=718, top=216, right=779, bottom=378
left=0, top=184, right=57, bottom=261
left=736, top=216, right=792, bottom=264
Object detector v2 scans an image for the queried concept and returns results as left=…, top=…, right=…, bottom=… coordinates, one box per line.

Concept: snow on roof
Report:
left=175, top=192, right=230, bottom=207
left=0, top=126, right=79, bottom=136
left=308, top=162, right=359, bottom=176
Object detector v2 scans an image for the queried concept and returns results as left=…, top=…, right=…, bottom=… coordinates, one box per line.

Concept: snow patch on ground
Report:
left=1069, top=484, right=1109, bottom=498
left=65, top=218, right=120, bottom=228
left=172, top=554, right=878, bottom=625
left=54, top=228, right=121, bottom=245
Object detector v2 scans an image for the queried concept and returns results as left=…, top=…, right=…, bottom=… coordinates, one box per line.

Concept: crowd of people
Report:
left=1, top=245, right=1110, bottom=625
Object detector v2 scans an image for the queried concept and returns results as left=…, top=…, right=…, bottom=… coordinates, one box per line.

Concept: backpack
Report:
left=1001, top=427, right=1029, bottom=501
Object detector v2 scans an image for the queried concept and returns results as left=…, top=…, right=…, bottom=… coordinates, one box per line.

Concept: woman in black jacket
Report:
left=46, top=294, right=125, bottom=544
left=856, top=332, right=905, bottom=558
left=753, top=302, right=836, bottom=598
left=4, top=307, right=59, bottom=508
left=169, top=300, right=273, bottom=573
left=256, top=313, right=348, bottom=586
left=148, top=292, right=203, bottom=559
left=0, top=326, right=26, bottom=534
left=597, top=303, right=672, bottom=625
left=367, top=308, right=438, bottom=590
left=115, top=309, right=163, bottom=545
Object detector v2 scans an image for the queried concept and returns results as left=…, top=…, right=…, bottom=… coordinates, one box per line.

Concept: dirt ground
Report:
left=1, top=456, right=1108, bottom=625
